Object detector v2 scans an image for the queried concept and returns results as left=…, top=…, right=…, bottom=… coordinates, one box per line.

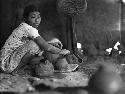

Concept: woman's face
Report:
left=27, top=11, right=41, bottom=28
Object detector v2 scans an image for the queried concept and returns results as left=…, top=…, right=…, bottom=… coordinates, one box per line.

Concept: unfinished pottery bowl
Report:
left=55, top=57, right=69, bottom=71
left=35, top=60, right=54, bottom=77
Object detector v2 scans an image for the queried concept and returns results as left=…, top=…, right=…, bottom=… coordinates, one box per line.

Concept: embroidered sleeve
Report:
left=23, top=23, right=40, bottom=39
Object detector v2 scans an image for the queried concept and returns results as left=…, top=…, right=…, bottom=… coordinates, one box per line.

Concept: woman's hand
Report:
left=30, top=56, right=45, bottom=65
left=47, top=38, right=63, bottom=49
left=59, top=49, right=70, bottom=55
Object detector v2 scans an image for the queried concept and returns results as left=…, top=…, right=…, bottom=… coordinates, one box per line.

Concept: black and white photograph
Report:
left=0, top=0, right=125, bottom=94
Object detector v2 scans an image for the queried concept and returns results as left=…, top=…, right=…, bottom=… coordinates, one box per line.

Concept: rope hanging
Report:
left=57, top=0, right=87, bottom=63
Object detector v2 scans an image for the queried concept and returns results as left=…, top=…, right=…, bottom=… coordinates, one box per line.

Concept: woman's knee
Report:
left=28, top=40, right=41, bottom=55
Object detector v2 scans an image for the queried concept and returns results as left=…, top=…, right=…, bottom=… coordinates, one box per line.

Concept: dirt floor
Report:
left=0, top=55, right=125, bottom=94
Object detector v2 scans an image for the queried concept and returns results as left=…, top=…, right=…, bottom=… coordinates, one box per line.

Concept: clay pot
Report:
left=35, top=60, right=54, bottom=77
left=55, top=57, right=68, bottom=71
left=88, top=63, right=123, bottom=94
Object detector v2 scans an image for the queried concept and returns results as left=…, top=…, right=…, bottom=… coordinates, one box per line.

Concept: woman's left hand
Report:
left=30, top=56, right=45, bottom=65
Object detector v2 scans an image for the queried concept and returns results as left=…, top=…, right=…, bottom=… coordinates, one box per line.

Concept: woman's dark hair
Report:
left=23, top=4, right=39, bottom=19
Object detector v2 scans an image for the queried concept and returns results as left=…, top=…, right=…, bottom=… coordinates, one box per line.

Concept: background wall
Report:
left=76, top=0, right=120, bottom=56
left=0, top=0, right=121, bottom=56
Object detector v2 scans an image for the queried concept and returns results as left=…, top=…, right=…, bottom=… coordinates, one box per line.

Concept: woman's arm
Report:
left=25, top=23, right=70, bottom=54
left=34, top=36, right=62, bottom=54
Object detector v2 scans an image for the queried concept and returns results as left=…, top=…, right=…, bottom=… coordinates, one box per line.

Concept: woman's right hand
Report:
left=59, top=49, right=70, bottom=55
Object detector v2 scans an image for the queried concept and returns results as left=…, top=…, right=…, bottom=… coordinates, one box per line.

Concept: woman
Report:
left=0, top=4, right=71, bottom=74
